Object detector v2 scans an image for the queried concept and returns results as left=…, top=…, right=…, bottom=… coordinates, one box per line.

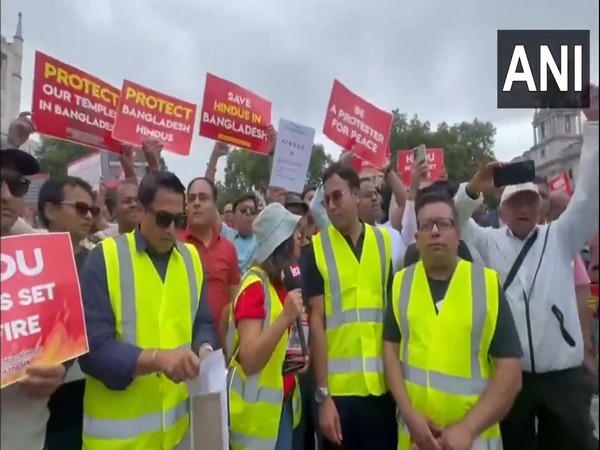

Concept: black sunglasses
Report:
left=61, top=201, right=101, bottom=218
left=149, top=208, right=187, bottom=229
left=0, top=174, right=31, bottom=198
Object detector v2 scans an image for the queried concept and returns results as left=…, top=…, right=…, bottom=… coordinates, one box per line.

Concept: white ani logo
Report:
left=502, top=45, right=583, bottom=92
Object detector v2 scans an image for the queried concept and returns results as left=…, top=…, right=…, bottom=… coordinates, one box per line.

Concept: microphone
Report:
left=283, top=264, right=302, bottom=292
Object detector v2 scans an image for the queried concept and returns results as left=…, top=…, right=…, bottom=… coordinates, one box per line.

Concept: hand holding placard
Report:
left=1, top=234, right=88, bottom=388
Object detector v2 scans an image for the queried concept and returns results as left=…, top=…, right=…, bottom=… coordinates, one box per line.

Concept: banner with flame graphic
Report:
left=1, top=233, right=88, bottom=388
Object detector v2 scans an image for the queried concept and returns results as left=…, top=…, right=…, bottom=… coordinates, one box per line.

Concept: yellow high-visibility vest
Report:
left=391, top=260, right=502, bottom=450
left=83, top=232, right=203, bottom=450
left=226, top=267, right=301, bottom=450
left=312, top=224, right=391, bottom=397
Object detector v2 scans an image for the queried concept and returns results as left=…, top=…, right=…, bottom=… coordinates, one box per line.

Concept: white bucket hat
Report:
left=251, top=203, right=301, bottom=264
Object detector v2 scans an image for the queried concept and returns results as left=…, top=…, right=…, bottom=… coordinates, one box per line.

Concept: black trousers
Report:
left=500, top=367, right=598, bottom=450
left=293, top=367, right=323, bottom=450
left=322, top=393, right=397, bottom=450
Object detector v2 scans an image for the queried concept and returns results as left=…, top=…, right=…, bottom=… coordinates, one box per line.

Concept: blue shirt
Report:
left=220, top=223, right=256, bottom=273
left=78, top=230, right=217, bottom=391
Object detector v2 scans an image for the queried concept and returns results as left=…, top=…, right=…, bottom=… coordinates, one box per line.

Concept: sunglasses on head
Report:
left=0, top=174, right=31, bottom=198
left=149, top=208, right=187, bottom=229
left=61, top=201, right=101, bottom=217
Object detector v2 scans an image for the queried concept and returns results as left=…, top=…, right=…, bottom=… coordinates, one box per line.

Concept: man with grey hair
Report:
left=454, top=100, right=599, bottom=449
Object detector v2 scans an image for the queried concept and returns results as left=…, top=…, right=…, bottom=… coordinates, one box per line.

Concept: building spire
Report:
left=14, top=12, right=23, bottom=40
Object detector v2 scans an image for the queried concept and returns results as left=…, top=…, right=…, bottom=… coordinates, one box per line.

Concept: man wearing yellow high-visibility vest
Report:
left=303, top=162, right=398, bottom=450
left=383, top=191, right=523, bottom=450
left=79, top=172, right=218, bottom=450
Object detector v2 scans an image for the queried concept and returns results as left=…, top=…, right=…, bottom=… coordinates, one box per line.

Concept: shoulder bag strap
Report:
left=503, top=229, right=539, bottom=291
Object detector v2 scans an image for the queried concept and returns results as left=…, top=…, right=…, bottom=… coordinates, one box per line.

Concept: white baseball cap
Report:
left=500, top=182, right=540, bottom=205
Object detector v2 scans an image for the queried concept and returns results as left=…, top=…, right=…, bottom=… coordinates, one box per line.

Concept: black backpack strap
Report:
left=503, top=229, right=539, bottom=291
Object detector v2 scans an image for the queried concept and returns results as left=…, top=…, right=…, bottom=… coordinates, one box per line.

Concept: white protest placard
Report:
left=67, top=153, right=102, bottom=190
left=269, top=119, right=315, bottom=194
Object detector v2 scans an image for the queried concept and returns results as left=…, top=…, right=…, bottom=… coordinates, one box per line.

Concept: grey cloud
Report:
left=1, top=0, right=598, bottom=185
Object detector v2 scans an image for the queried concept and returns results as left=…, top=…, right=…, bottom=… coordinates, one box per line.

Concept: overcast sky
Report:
left=2, top=0, right=598, bottom=186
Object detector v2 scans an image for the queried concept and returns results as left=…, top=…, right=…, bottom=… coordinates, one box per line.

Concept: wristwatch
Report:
left=314, top=387, right=330, bottom=405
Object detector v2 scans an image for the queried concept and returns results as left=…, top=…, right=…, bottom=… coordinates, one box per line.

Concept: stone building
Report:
left=513, top=108, right=584, bottom=184
left=1, top=12, right=23, bottom=137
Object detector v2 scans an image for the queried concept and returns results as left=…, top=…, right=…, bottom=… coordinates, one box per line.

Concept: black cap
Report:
left=284, top=192, right=308, bottom=214
left=1, top=137, right=40, bottom=176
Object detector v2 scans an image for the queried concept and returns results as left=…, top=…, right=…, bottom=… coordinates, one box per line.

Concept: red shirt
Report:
left=234, top=280, right=295, bottom=398
left=180, top=228, right=240, bottom=329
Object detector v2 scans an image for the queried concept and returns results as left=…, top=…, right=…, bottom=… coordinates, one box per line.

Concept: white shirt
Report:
left=1, top=385, right=49, bottom=450
left=2, top=220, right=50, bottom=450
left=454, top=120, right=599, bottom=373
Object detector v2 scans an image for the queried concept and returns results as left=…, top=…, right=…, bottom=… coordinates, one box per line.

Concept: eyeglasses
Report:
left=322, top=189, right=350, bottom=207
left=417, top=218, right=455, bottom=232
left=236, top=206, right=256, bottom=216
left=0, top=174, right=31, bottom=198
left=148, top=207, right=187, bottom=229
left=61, top=201, right=101, bottom=218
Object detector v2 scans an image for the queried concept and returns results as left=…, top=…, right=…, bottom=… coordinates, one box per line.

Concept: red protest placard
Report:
left=323, top=80, right=393, bottom=169
left=199, top=74, right=272, bottom=154
left=1, top=233, right=88, bottom=388
left=31, top=51, right=121, bottom=153
left=397, top=148, right=445, bottom=186
left=112, top=80, right=196, bottom=156
left=548, top=172, right=573, bottom=197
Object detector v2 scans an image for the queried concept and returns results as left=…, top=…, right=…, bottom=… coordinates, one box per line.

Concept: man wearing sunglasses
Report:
left=1, top=137, right=69, bottom=450
left=34, top=176, right=98, bottom=450
left=78, top=171, right=218, bottom=450
left=304, top=162, right=397, bottom=450
left=221, top=193, right=259, bottom=273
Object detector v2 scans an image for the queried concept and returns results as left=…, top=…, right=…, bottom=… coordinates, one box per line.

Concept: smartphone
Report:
left=413, top=145, right=427, bottom=165
left=492, top=160, right=536, bottom=188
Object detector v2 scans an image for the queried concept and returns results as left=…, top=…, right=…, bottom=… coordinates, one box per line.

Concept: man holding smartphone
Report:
left=452, top=93, right=599, bottom=449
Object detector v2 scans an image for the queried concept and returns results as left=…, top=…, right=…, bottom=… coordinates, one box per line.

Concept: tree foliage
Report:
left=219, top=144, right=332, bottom=207
left=35, top=138, right=94, bottom=178
left=35, top=138, right=168, bottom=179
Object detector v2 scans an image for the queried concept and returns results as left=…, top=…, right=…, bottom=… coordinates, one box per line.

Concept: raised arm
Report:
left=453, top=162, right=501, bottom=263
left=554, top=119, right=599, bottom=259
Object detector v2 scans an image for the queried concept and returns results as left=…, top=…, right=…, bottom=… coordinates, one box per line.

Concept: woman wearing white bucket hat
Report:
left=227, top=202, right=308, bottom=450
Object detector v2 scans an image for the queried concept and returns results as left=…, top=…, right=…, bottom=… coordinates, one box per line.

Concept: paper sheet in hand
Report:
left=186, top=350, right=229, bottom=450
left=269, top=118, right=315, bottom=193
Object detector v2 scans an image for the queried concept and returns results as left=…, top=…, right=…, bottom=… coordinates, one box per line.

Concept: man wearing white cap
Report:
left=452, top=101, right=599, bottom=449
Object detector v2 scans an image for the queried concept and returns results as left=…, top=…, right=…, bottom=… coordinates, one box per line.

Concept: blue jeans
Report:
left=275, top=397, right=294, bottom=450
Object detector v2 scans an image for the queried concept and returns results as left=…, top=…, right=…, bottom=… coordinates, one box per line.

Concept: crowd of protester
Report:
left=0, top=95, right=598, bottom=450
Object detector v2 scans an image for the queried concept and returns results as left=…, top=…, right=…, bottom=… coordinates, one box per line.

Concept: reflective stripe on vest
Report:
left=84, top=401, right=189, bottom=440
left=225, top=269, right=262, bottom=359
left=398, top=263, right=488, bottom=396
left=228, top=270, right=278, bottom=450
left=113, top=238, right=199, bottom=345
left=83, top=237, right=199, bottom=439
left=319, top=226, right=387, bottom=375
